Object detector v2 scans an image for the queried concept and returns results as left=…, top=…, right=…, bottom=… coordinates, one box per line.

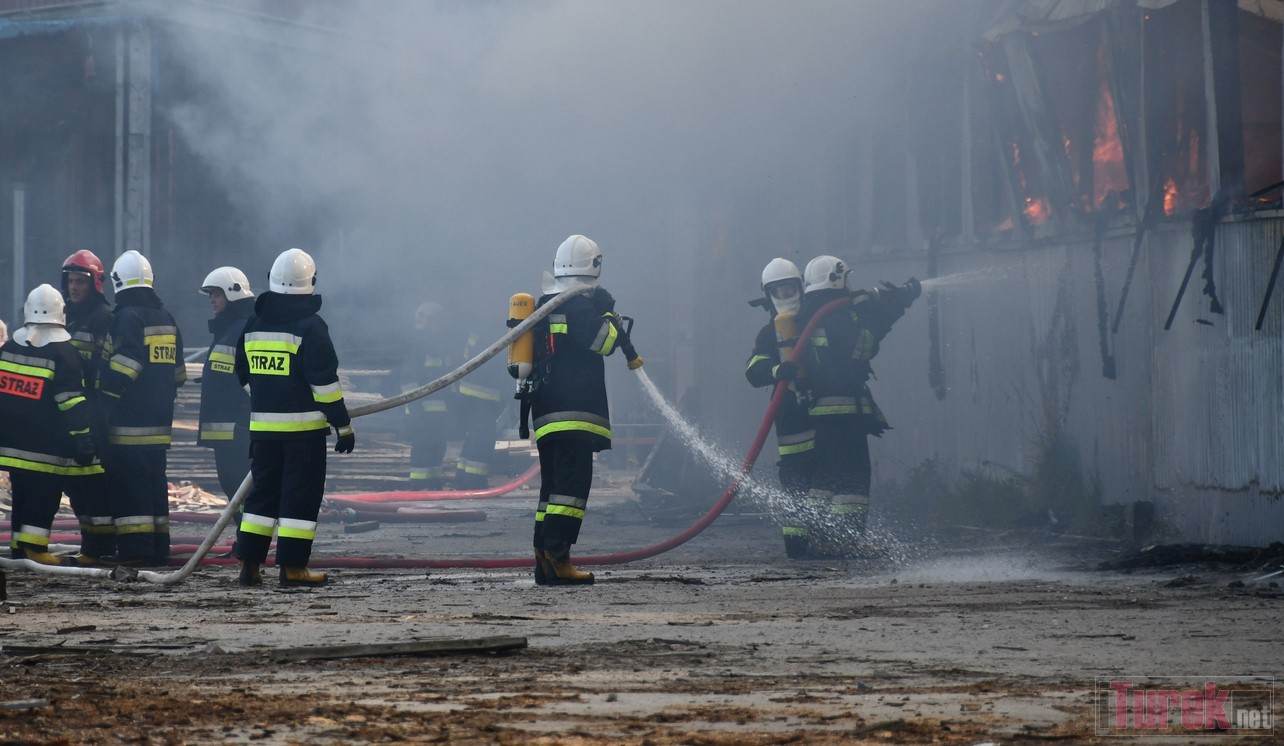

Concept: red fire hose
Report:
left=171, top=298, right=848, bottom=570
left=325, top=462, right=540, bottom=506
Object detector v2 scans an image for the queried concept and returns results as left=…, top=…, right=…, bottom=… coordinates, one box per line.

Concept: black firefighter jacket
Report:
left=0, top=335, right=102, bottom=476
left=66, top=294, right=112, bottom=373
left=198, top=297, right=255, bottom=446
left=798, top=288, right=909, bottom=436
left=745, top=321, right=815, bottom=460
left=98, top=288, right=185, bottom=448
left=531, top=287, right=622, bottom=452
left=235, top=293, right=351, bottom=441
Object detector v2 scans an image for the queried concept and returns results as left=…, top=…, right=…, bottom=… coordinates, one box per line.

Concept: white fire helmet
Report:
left=803, top=255, right=850, bottom=294
left=553, top=235, right=603, bottom=281
left=200, top=266, right=254, bottom=302
left=24, top=284, right=66, bottom=327
left=269, top=248, right=317, bottom=295
left=111, top=250, right=154, bottom=294
left=761, top=258, right=803, bottom=315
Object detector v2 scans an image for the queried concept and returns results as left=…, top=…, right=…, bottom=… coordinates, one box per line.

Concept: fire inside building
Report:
left=2, top=0, right=1283, bottom=547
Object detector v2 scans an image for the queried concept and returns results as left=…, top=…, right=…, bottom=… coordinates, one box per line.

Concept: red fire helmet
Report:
left=62, top=249, right=106, bottom=295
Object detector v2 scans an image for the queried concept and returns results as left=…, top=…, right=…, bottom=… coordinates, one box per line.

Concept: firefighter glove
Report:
left=334, top=426, right=356, bottom=454
left=773, top=360, right=799, bottom=381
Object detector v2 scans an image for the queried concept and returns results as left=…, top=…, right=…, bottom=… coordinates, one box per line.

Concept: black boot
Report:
left=238, top=560, right=262, bottom=587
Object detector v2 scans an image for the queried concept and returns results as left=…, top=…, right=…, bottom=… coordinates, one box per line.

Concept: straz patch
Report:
left=248, top=351, right=291, bottom=376
left=149, top=343, right=177, bottom=364
left=0, top=371, right=46, bottom=400
left=210, top=360, right=235, bottom=374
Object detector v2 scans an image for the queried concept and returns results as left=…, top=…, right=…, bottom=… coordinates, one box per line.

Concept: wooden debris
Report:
left=343, top=520, right=381, bottom=534
left=261, top=635, right=527, bottom=662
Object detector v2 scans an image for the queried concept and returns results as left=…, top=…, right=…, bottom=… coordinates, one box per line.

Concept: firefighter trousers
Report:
left=406, top=410, right=450, bottom=484
left=105, top=446, right=170, bottom=563
left=533, top=438, right=594, bottom=553
left=812, top=417, right=872, bottom=542
left=213, top=437, right=251, bottom=500
left=777, top=448, right=816, bottom=553
left=7, top=469, right=63, bottom=557
left=236, top=437, right=327, bottom=568
left=456, top=396, right=500, bottom=488
left=65, top=472, right=115, bottom=558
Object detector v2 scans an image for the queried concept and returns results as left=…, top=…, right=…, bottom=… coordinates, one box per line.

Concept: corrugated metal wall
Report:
left=839, top=215, right=1284, bottom=545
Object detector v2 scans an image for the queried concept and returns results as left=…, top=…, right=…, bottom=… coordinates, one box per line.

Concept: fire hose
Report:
left=0, top=293, right=846, bottom=582
left=325, top=462, right=540, bottom=506
left=0, top=283, right=596, bottom=583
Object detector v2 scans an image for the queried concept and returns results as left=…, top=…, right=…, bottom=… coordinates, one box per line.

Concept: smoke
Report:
left=156, top=0, right=925, bottom=321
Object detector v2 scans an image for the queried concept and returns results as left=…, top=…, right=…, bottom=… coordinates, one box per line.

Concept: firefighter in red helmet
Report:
left=60, top=249, right=116, bottom=564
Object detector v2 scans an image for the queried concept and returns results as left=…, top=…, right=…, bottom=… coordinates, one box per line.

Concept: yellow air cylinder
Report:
left=773, top=310, right=798, bottom=345
left=507, top=293, right=535, bottom=380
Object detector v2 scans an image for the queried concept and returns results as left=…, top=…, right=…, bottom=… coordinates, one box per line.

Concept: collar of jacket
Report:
left=114, top=286, right=163, bottom=309
left=801, top=288, right=848, bottom=316
left=208, top=296, right=256, bottom=334
left=66, top=293, right=109, bottom=321
left=255, top=291, right=322, bottom=323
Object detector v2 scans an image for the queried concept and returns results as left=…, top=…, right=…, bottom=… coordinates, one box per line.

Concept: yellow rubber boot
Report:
left=541, top=549, right=594, bottom=586
left=279, top=566, right=328, bottom=587
left=21, top=549, right=64, bottom=567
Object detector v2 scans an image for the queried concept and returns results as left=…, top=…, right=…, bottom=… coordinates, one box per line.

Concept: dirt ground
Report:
left=2, top=474, right=1281, bottom=744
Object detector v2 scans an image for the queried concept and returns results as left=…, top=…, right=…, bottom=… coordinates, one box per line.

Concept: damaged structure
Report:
left=695, top=0, right=1284, bottom=545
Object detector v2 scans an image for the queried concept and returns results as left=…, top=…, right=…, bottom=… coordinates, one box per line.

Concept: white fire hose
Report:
left=0, top=284, right=593, bottom=585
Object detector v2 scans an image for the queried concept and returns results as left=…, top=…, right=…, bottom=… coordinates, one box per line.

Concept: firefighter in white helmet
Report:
left=744, top=258, right=817, bottom=557
left=796, top=255, right=920, bottom=557
left=198, top=267, right=256, bottom=500
left=527, top=234, right=642, bottom=585
left=0, top=285, right=102, bottom=565
left=234, top=248, right=353, bottom=587
left=99, top=250, right=185, bottom=566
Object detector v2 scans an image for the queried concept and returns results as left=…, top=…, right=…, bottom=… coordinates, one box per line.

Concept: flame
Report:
left=1163, top=178, right=1178, bottom=216
left=1023, top=196, right=1050, bottom=225
left=1091, top=64, right=1127, bottom=207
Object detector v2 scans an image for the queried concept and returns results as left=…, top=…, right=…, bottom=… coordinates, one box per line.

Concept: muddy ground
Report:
left=2, top=472, right=1281, bottom=744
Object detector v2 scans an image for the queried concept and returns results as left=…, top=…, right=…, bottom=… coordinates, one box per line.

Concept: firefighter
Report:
left=0, top=285, right=102, bottom=565
left=60, top=250, right=116, bottom=563
left=454, top=331, right=505, bottom=489
left=798, top=255, right=919, bottom=557
left=197, top=267, right=256, bottom=499
left=744, top=258, right=817, bottom=558
left=399, top=301, right=453, bottom=488
left=529, top=234, right=642, bottom=585
left=98, top=250, right=185, bottom=566
left=234, top=248, right=354, bottom=588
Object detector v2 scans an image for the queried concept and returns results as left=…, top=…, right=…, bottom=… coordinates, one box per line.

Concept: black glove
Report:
left=773, top=360, right=799, bottom=382
left=73, top=435, right=96, bottom=466
left=904, top=276, right=922, bottom=302
left=334, top=426, right=355, bottom=454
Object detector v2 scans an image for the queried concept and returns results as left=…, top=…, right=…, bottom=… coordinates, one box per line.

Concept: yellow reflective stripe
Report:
left=549, top=323, right=568, bottom=334
left=544, top=504, right=585, bottom=520
left=778, top=440, right=815, bottom=456
left=421, top=400, right=448, bottom=412
left=68, top=427, right=91, bottom=436
left=458, top=383, right=501, bottom=401
left=244, top=340, right=299, bottom=354
left=200, top=430, right=236, bottom=441
left=781, top=526, right=807, bottom=536
left=0, top=360, right=54, bottom=379
left=110, top=360, right=141, bottom=379
left=57, top=395, right=87, bottom=412
left=0, top=455, right=104, bottom=476
left=809, top=405, right=859, bottom=415
left=249, top=420, right=329, bottom=433
left=208, top=351, right=236, bottom=364
left=312, top=388, right=344, bottom=404
left=746, top=354, right=769, bottom=371
left=533, top=420, right=612, bottom=441
left=239, top=521, right=274, bottom=537
left=810, top=335, right=829, bottom=347
left=534, top=511, right=546, bottom=522
left=15, top=531, right=50, bottom=547
left=277, top=518, right=318, bottom=541
left=143, top=334, right=176, bottom=345
left=109, top=434, right=172, bottom=445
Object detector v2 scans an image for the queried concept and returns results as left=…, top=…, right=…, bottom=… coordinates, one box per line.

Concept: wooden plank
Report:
left=262, top=635, right=527, bottom=662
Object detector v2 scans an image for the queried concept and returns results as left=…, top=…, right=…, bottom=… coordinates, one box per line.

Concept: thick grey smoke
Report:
left=156, top=0, right=936, bottom=427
